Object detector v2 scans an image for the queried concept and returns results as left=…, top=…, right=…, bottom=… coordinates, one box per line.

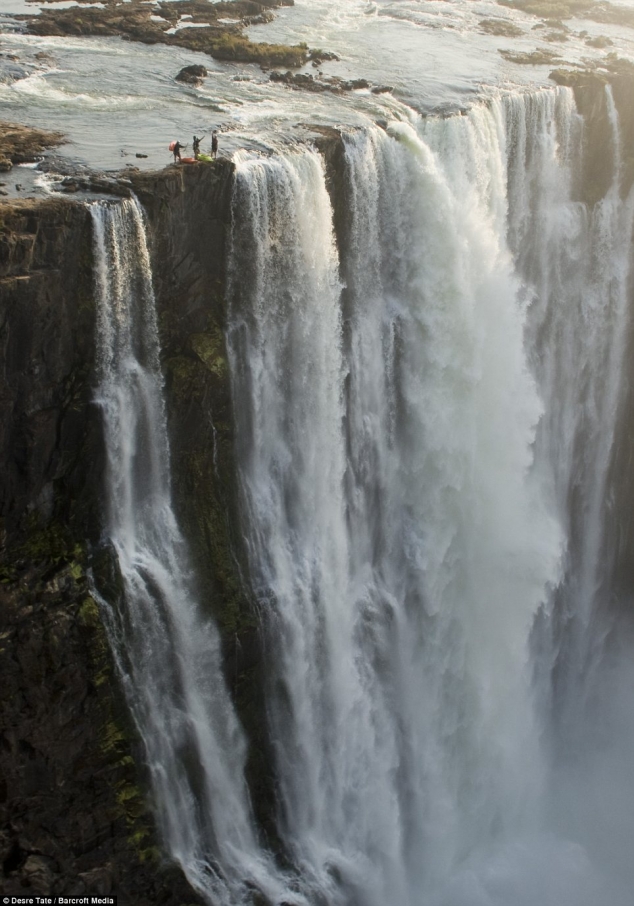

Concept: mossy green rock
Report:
left=25, top=0, right=312, bottom=71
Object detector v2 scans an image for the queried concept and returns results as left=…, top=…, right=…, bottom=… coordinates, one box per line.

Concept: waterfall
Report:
left=90, top=83, right=634, bottom=906
left=510, top=87, right=634, bottom=691
left=228, top=119, right=558, bottom=906
left=227, top=88, right=634, bottom=906
left=90, top=198, right=295, bottom=906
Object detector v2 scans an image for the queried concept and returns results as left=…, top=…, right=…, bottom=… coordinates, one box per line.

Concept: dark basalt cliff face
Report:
left=127, top=162, right=281, bottom=843
left=0, top=195, right=204, bottom=902
left=0, top=168, right=244, bottom=901
left=0, top=156, right=301, bottom=900
left=1, top=73, right=633, bottom=900
left=548, top=70, right=634, bottom=614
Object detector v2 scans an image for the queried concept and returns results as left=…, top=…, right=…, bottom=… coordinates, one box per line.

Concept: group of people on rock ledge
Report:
left=170, top=131, right=219, bottom=163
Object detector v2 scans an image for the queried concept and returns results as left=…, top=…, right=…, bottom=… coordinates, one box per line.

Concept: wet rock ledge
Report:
left=0, top=122, right=65, bottom=178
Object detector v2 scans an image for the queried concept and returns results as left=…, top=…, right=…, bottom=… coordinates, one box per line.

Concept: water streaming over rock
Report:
left=511, top=87, right=634, bottom=701
left=90, top=197, right=294, bottom=906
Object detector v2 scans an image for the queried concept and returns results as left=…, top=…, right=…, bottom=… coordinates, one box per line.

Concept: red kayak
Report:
left=180, top=157, right=197, bottom=164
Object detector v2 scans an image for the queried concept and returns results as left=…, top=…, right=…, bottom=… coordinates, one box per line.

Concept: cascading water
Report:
left=90, top=197, right=295, bottom=906
left=227, top=88, right=634, bottom=906
left=90, top=86, right=634, bottom=906
left=509, top=86, right=634, bottom=695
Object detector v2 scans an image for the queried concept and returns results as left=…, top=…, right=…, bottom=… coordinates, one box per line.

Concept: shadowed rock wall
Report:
left=129, top=161, right=282, bottom=843
left=554, top=72, right=634, bottom=624
left=0, top=156, right=303, bottom=897
left=551, top=69, right=634, bottom=203
left=0, top=196, right=203, bottom=902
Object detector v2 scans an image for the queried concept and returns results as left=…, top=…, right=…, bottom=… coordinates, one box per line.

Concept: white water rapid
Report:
left=227, top=88, right=634, bottom=906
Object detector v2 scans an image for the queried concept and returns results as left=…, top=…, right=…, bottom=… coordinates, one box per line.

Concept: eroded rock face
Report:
left=0, top=545, right=197, bottom=904
left=0, top=158, right=295, bottom=894
left=0, top=199, right=97, bottom=538
left=0, top=151, right=354, bottom=883
left=127, top=161, right=282, bottom=840
left=550, top=67, right=634, bottom=202
left=1, top=137, right=360, bottom=872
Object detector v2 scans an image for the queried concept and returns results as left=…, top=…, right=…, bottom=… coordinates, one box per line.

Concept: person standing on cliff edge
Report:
left=211, top=131, right=219, bottom=159
left=169, top=140, right=184, bottom=163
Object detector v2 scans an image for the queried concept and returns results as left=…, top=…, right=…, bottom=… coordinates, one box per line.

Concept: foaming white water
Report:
left=515, top=86, right=634, bottom=671
left=340, top=113, right=562, bottom=897
left=227, top=150, right=359, bottom=904
left=90, top=198, right=295, bottom=906
left=6, top=70, right=141, bottom=107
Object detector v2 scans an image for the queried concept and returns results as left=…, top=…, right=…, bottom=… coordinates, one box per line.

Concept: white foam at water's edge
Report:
left=2, top=69, right=144, bottom=107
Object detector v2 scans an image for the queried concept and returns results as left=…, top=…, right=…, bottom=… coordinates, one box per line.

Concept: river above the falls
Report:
left=2, top=0, right=634, bottom=176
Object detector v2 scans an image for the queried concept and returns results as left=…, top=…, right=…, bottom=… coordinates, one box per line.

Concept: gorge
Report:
left=2, top=65, right=634, bottom=906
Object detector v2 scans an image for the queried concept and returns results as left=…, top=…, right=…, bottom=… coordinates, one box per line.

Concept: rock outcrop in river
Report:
left=21, top=0, right=314, bottom=70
